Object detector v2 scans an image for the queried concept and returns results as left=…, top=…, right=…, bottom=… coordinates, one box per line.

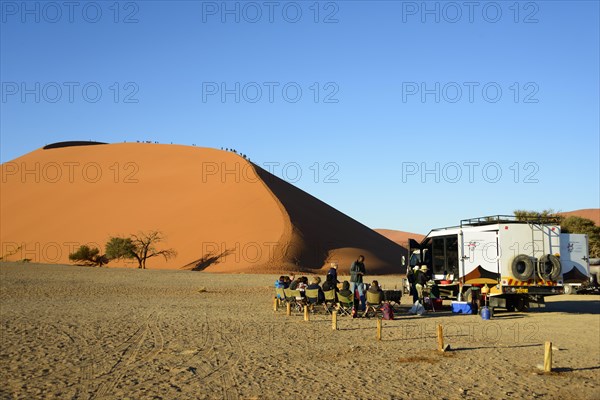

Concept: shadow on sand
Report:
left=181, top=250, right=234, bottom=271
left=452, top=343, right=542, bottom=352
left=537, top=299, right=600, bottom=315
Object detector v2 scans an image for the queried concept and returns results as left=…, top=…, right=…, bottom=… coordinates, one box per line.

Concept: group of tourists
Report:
left=274, top=255, right=389, bottom=312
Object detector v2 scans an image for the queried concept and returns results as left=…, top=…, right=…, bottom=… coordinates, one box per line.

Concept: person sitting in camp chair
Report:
left=364, top=280, right=384, bottom=318
left=305, top=276, right=325, bottom=312
left=283, top=287, right=305, bottom=313
left=321, top=274, right=338, bottom=313
left=336, top=281, right=354, bottom=316
left=297, top=276, right=309, bottom=291
left=322, top=274, right=338, bottom=293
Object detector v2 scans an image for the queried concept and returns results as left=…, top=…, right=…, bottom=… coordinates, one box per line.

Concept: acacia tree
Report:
left=513, top=210, right=599, bottom=258
left=69, top=245, right=108, bottom=267
left=105, top=237, right=136, bottom=262
left=513, top=209, right=560, bottom=222
left=105, top=231, right=177, bottom=269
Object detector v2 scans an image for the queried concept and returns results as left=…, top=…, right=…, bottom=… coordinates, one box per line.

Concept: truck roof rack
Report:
left=460, top=215, right=562, bottom=227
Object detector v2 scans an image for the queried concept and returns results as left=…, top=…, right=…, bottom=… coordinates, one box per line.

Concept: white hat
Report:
left=413, top=266, right=419, bottom=271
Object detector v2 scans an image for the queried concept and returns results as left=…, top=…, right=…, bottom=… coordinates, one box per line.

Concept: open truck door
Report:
left=560, top=233, right=590, bottom=294
left=408, top=238, right=424, bottom=269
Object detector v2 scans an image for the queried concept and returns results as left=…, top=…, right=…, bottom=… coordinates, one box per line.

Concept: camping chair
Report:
left=323, top=289, right=337, bottom=314
left=337, top=292, right=354, bottom=316
left=364, top=291, right=383, bottom=318
left=275, top=287, right=286, bottom=307
left=305, top=288, right=322, bottom=313
left=336, top=292, right=354, bottom=316
left=284, top=288, right=305, bottom=313
left=292, top=289, right=307, bottom=312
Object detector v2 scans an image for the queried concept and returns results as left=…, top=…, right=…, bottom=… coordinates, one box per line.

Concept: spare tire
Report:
left=538, top=254, right=561, bottom=281
left=511, top=254, right=534, bottom=281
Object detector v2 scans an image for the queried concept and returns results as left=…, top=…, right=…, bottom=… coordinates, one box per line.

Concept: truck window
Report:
left=446, top=236, right=459, bottom=276
left=431, top=236, right=459, bottom=277
left=433, top=238, right=445, bottom=274
left=409, top=252, right=421, bottom=267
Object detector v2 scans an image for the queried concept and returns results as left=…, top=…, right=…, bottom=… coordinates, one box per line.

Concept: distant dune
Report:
left=373, top=229, right=425, bottom=247
left=558, top=209, right=600, bottom=226
left=0, top=143, right=406, bottom=274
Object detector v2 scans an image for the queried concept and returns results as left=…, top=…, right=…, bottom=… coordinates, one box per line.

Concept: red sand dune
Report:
left=0, top=143, right=406, bottom=274
left=374, top=229, right=425, bottom=247
left=558, top=209, right=600, bottom=226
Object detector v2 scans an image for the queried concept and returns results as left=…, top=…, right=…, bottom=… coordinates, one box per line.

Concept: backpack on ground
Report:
left=382, top=302, right=394, bottom=320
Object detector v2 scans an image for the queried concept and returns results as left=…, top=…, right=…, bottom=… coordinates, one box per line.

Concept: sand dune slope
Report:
left=1, top=143, right=405, bottom=273
left=254, top=166, right=405, bottom=274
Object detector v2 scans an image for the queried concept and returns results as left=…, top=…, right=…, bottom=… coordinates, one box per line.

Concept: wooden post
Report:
left=376, top=318, right=382, bottom=341
left=437, top=324, right=444, bottom=352
left=332, top=311, right=338, bottom=330
left=304, top=305, right=309, bottom=321
left=286, top=302, right=291, bottom=316
left=273, top=297, right=278, bottom=312
left=544, top=341, right=552, bottom=372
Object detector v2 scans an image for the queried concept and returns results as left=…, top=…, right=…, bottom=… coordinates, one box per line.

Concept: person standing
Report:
left=350, top=255, right=366, bottom=311
left=415, top=265, right=428, bottom=303
left=327, top=262, right=339, bottom=283
left=407, top=265, right=419, bottom=303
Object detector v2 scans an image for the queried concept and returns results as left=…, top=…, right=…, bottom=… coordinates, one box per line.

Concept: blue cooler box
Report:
left=451, top=301, right=473, bottom=314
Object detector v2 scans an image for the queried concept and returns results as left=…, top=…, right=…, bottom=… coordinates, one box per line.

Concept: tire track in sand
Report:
left=169, top=314, right=242, bottom=398
left=90, top=311, right=164, bottom=399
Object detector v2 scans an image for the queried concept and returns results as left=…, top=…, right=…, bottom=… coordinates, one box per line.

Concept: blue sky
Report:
left=1, top=0, right=599, bottom=234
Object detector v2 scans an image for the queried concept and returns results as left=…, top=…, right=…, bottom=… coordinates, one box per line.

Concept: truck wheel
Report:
left=564, top=285, right=573, bottom=295
left=511, top=254, right=534, bottom=281
left=538, top=254, right=561, bottom=281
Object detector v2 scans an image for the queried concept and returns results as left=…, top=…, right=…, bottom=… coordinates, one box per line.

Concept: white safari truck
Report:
left=409, top=216, right=590, bottom=312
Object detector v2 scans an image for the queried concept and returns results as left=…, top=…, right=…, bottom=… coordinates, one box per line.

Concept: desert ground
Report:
left=1, top=262, right=598, bottom=400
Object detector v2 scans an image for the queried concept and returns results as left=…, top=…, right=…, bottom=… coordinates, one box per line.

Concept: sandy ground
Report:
left=1, top=263, right=598, bottom=400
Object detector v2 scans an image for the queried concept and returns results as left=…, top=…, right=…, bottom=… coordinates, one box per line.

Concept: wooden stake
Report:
left=544, top=341, right=552, bottom=372
left=304, top=305, right=309, bottom=321
left=437, top=324, right=444, bottom=352
left=273, top=297, right=278, bottom=312
left=376, top=318, right=382, bottom=341
left=332, top=310, right=338, bottom=330
left=286, top=302, right=291, bottom=316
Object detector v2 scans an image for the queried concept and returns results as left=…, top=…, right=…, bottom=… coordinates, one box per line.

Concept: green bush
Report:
left=69, top=245, right=108, bottom=267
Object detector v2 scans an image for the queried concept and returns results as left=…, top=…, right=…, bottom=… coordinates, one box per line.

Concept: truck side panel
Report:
left=560, top=233, right=590, bottom=283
